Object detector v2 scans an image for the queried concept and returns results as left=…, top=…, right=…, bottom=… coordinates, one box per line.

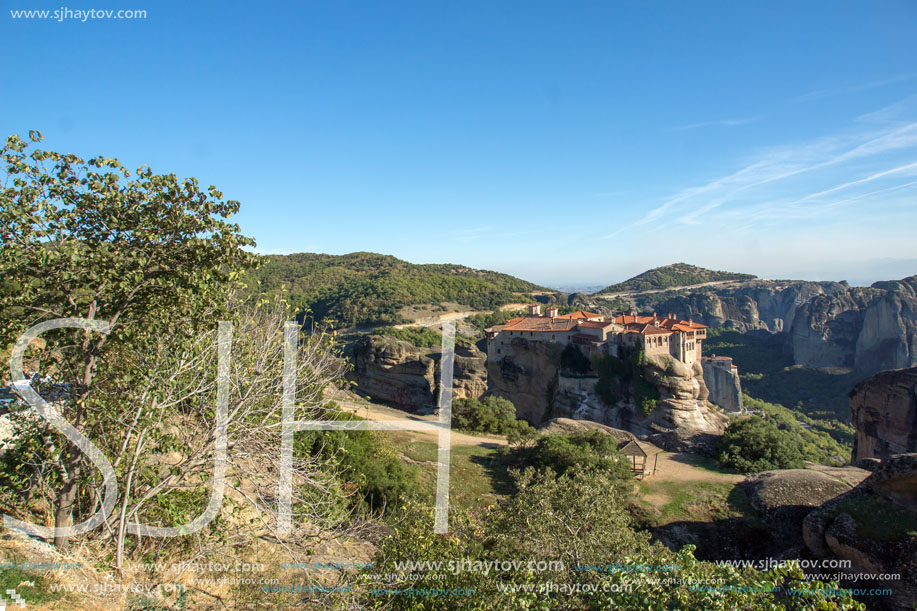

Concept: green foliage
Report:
left=244, top=252, right=546, bottom=327
left=365, top=467, right=862, bottom=610
left=0, top=566, right=60, bottom=605
left=297, top=408, right=419, bottom=512
left=745, top=395, right=851, bottom=465
left=371, top=326, right=474, bottom=348
left=0, top=131, right=259, bottom=548
left=464, top=309, right=525, bottom=332
left=452, top=396, right=536, bottom=443
left=371, top=326, right=444, bottom=348
left=592, top=348, right=659, bottom=416
left=599, top=263, right=754, bottom=294
left=717, top=416, right=806, bottom=473
left=519, top=431, right=632, bottom=480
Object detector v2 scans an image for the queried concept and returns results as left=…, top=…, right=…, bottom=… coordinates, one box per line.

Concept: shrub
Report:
left=717, top=416, right=805, bottom=473
left=452, top=396, right=536, bottom=442
left=523, top=431, right=632, bottom=479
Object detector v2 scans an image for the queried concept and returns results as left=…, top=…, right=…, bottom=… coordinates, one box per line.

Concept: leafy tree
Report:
left=717, top=416, right=806, bottom=473
left=452, top=396, right=536, bottom=443
left=0, top=131, right=258, bottom=549
left=365, top=467, right=863, bottom=610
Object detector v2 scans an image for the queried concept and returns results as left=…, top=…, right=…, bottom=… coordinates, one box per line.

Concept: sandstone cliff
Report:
left=552, top=352, right=727, bottom=453
left=486, top=337, right=562, bottom=423
left=348, top=335, right=487, bottom=409
left=701, top=357, right=743, bottom=412
left=849, top=367, right=917, bottom=463
left=640, top=354, right=728, bottom=452
left=647, top=276, right=917, bottom=371
left=803, top=453, right=917, bottom=611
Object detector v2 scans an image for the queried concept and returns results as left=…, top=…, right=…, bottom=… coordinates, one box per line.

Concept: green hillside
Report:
left=245, top=251, right=546, bottom=326
left=599, top=263, right=755, bottom=294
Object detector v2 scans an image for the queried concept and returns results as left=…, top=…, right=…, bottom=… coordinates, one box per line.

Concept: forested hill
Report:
left=245, top=252, right=547, bottom=327
left=598, top=263, right=756, bottom=294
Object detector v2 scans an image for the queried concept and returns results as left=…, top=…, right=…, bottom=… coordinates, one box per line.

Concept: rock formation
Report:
left=701, top=356, right=743, bottom=412
left=349, top=335, right=487, bottom=409
left=742, top=469, right=860, bottom=551
left=486, top=337, right=562, bottom=423
left=803, top=453, right=917, bottom=611
left=551, top=352, right=727, bottom=453
left=648, top=276, right=917, bottom=372
left=849, top=367, right=917, bottom=462
left=639, top=354, right=728, bottom=453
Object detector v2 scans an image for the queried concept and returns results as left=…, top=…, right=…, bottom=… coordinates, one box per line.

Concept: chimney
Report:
left=528, top=304, right=542, bottom=316
left=546, top=306, right=558, bottom=318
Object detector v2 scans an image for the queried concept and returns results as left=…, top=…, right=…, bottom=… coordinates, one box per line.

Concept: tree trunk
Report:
left=53, top=456, right=81, bottom=550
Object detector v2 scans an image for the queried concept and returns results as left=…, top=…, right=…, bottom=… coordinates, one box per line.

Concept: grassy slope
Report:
left=245, top=252, right=548, bottom=327
left=598, top=263, right=755, bottom=294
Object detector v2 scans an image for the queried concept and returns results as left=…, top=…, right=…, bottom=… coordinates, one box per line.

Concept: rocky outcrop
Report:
left=742, top=469, right=860, bottom=550
left=701, top=356, right=743, bottom=412
left=849, top=367, right=917, bottom=462
left=538, top=417, right=636, bottom=443
left=552, top=352, right=727, bottom=453
left=649, top=276, right=917, bottom=372
left=487, top=337, right=562, bottom=423
left=803, top=454, right=917, bottom=611
left=349, top=335, right=487, bottom=409
left=651, top=280, right=846, bottom=333
left=640, top=354, right=728, bottom=453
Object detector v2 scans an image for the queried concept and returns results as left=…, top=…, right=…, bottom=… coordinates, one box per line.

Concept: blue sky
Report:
left=2, top=1, right=916, bottom=287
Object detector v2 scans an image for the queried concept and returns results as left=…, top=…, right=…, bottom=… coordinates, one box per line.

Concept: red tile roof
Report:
left=612, top=314, right=707, bottom=331
left=555, top=310, right=602, bottom=320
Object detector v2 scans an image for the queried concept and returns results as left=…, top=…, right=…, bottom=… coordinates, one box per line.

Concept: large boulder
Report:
left=744, top=469, right=857, bottom=534
left=803, top=453, right=917, bottom=611
left=849, top=367, right=917, bottom=462
left=487, top=338, right=562, bottom=423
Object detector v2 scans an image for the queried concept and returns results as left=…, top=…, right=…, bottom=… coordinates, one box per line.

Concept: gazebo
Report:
left=618, top=439, right=660, bottom=479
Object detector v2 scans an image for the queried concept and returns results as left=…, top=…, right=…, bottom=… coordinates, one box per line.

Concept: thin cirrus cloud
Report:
left=795, top=73, right=917, bottom=102
left=671, top=116, right=759, bottom=131
left=606, top=99, right=917, bottom=239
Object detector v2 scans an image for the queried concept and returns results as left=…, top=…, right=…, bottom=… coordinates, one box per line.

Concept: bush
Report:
left=452, top=396, right=536, bottom=442
left=522, top=431, right=632, bottom=479
left=297, top=407, right=419, bottom=512
left=717, top=416, right=805, bottom=473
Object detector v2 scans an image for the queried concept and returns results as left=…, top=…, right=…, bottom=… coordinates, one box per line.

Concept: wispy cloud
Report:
left=606, top=98, right=917, bottom=239
left=672, top=117, right=758, bottom=131
left=796, top=73, right=917, bottom=102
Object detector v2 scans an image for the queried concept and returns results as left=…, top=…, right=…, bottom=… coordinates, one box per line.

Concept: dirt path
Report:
left=332, top=395, right=507, bottom=448
left=639, top=450, right=743, bottom=506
